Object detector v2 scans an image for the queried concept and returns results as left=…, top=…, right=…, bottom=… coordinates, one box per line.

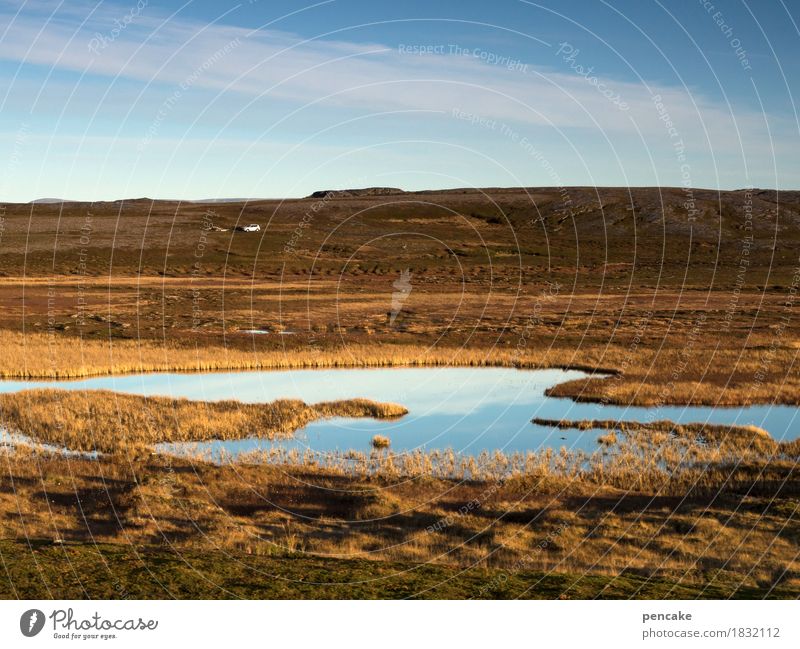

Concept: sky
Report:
left=0, top=0, right=798, bottom=201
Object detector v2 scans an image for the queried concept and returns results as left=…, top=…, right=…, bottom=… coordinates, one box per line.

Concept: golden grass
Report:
left=1, top=445, right=797, bottom=590
left=0, top=330, right=609, bottom=377
left=371, top=435, right=391, bottom=449
left=0, top=374, right=796, bottom=589
left=219, top=433, right=798, bottom=495
left=532, top=417, right=798, bottom=457
left=597, top=431, right=617, bottom=446
left=3, top=189, right=800, bottom=591
left=2, top=329, right=799, bottom=408
left=0, top=389, right=406, bottom=454
left=545, top=361, right=800, bottom=406
left=1, top=385, right=796, bottom=491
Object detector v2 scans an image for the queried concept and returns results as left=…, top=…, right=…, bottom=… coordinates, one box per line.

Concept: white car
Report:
left=241, top=224, right=261, bottom=232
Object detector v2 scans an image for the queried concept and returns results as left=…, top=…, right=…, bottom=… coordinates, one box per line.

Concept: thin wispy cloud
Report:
left=0, top=0, right=796, bottom=199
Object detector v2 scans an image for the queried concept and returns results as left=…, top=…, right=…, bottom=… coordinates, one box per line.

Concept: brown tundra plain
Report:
left=0, top=186, right=798, bottom=599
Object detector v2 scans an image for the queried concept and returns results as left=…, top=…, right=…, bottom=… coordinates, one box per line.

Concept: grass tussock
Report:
left=597, top=431, right=617, bottom=446
left=0, top=389, right=407, bottom=454
left=371, top=435, right=391, bottom=449
left=1, top=445, right=798, bottom=594
left=152, top=411, right=800, bottom=504
left=533, top=417, right=797, bottom=457
left=212, top=434, right=799, bottom=496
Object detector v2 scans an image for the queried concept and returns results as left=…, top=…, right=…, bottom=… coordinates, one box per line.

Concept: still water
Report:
left=0, top=367, right=797, bottom=459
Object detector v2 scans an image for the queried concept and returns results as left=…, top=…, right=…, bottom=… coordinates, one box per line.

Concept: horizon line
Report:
left=3, top=184, right=793, bottom=205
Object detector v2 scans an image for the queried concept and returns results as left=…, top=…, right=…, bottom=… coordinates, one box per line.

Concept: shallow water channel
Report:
left=0, top=367, right=797, bottom=460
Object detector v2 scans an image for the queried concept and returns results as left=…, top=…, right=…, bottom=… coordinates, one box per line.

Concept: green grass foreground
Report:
left=0, top=540, right=793, bottom=600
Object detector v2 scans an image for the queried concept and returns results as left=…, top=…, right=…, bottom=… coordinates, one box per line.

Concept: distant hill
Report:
left=307, top=187, right=405, bottom=199
left=27, top=197, right=268, bottom=205
left=187, top=198, right=268, bottom=204
left=28, top=197, right=154, bottom=205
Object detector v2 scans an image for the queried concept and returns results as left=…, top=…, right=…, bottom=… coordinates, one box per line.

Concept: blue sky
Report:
left=1, top=0, right=798, bottom=201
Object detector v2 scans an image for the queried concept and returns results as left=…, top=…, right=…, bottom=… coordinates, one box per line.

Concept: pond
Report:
left=0, top=367, right=798, bottom=460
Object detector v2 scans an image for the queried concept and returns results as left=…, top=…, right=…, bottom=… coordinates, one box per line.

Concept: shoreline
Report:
left=0, top=351, right=795, bottom=408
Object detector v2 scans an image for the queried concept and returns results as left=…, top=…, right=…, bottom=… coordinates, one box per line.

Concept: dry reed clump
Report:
left=371, top=435, right=391, bottom=449
left=190, top=419, right=800, bottom=498
left=0, top=389, right=407, bottom=454
left=533, top=417, right=792, bottom=457
left=3, top=391, right=796, bottom=496
left=597, top=431, right=617, bottom=446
